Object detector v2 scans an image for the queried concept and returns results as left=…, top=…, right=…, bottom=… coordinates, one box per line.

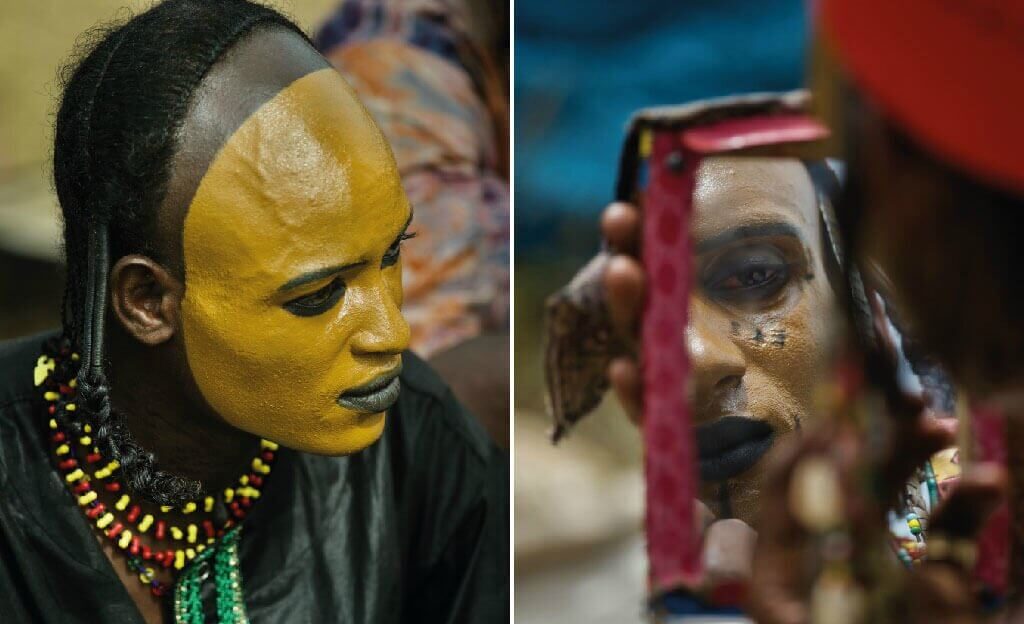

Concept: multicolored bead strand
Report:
left=36, top=346, right=273, bottom=619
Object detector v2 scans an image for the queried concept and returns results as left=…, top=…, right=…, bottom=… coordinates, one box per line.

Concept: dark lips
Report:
left=696, top=416, right=775, bottom=482
left=336, top=364, right=403, bottom=413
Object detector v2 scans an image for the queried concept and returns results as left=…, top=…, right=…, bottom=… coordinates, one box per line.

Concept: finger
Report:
left=695, top=499, right=716, bottom=534
left=604, top=254, right=645, bottom=344
left=881, top=416, right=958, bottom=502
left=608, top=356, right=642, bottom=424
left=703, top=519, right=757, bottom=583
left=601, top=202, right=640, bottom=254
left=929, top=461, right=1007, bottom=539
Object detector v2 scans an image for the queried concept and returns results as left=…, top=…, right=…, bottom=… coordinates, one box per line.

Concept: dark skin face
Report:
left=106, top=27, right=330, bottom=490
left=101, top=28, right=333, bottom=620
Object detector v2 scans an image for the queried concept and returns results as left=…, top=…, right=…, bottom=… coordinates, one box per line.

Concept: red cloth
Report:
left=819, top=0, right=1024, bottom=195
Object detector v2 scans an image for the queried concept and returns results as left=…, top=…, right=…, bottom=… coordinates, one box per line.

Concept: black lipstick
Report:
left=696, top=416, right=774, bottom=482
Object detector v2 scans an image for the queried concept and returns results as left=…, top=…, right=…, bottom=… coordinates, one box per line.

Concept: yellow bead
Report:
left=196, top=544, right=206, bottom=553
left=258, top=464, right=271, bottom=475
left=160, top=505, right=173, bottom=513
left=43, top=391, right=59, bottom=401
left=55, top=444, right=70, bottom=456
left=138, top=514, right=154, bottom=533
left=83, top=423, right=90, bottom=433
left=107, top=460, right=119, bottom=471
left=77, top=491, right=97, bottom=506
left=204, top=496, right=215, bottom=513
left=34, top=356, right=55, bottom=386
left=139, top=568, right=154, bottom=583
left=118, top=530, right=132, bottom=550
left=95, top=469, right=109, bottom=479
left=49, top=419, right=58, bottom=430
left=238, top=475, right=249, bottom=486
left=260, top=439, right=279, bottom=451
left=251, top=458, right=263, bottom=472
left=182, top=502, right=197, bottom=514
left=79, top=435, right=91, bottom=446
left=65, top=469, right=84, bottom=483
left=115, top=495, right=130, bottom=511
left=65, top=403, right=76, bottom=412
left=69, top=379, right=78, bottom=388
left=185, top=548, right=196, bottom=560
left=170, top=526, right=183, bottom=541
left=187, top=524, right=197, bottom=544
left=97, top=513, right=114, bottom=529
left=224, top=488, right=234, bottom=503
left=71, top=353, right=80, bottom=361
left=174, top=550, right=185, bottom=570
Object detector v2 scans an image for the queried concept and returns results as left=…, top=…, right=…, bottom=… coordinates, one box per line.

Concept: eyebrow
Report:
left=695, top=222, right=804, bottom=255
left=276, top=211, right=414, bottom=293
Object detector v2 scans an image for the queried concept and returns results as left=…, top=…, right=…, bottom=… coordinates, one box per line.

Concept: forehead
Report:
left=182, top=68, right=405, bottom=285
left=692, top=156, right=818, bottom=241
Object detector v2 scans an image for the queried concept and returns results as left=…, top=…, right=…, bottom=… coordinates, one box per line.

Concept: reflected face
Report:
left=181, top=68, right=412, bottom=455
left=689, top=157, right=836, bottom=524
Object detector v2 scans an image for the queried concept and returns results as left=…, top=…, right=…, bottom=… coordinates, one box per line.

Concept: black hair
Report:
left=806, top=159, right=957, bottom=414
left=51, top=0, right=308, bottom=506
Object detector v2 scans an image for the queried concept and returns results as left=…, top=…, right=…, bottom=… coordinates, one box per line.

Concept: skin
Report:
left=745, top=102, right=1011, bottom=621
left=99, top=27, right=410, bottom=621
left=181, top=67, right=410, bottom=455
left=603, top=156, right=837, bottom=525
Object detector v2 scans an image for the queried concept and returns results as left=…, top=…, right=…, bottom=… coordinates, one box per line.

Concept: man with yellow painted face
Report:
left=0, top=1, right=507, bottom=623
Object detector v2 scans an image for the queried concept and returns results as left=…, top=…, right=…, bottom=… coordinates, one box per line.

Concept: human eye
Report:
left=381, top=231, right=417, bottom=269
left=282, top=277, right=346, bottom=317
left=702, top=245, right=791, bottom=304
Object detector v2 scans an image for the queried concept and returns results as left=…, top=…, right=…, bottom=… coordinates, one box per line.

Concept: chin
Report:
left=285, top=411, right=387, bottom=456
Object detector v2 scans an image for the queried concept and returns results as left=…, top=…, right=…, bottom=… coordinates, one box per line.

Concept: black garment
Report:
left=0, top=331, right=508, bottom=623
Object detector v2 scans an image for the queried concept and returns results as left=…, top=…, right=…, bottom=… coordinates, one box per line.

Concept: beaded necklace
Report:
left=35, top=346, right=276, bottom=621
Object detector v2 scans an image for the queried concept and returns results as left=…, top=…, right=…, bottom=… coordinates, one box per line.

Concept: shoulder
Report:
left=0, top=330, right=54, bottom=410
left=391, top=350, right=494, bottom=466
left=0, top=330, right=58, bottom=481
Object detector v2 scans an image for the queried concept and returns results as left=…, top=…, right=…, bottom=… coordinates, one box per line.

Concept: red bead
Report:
left=229, top=501, right=240, bottom=512
left=52, top=432, right=66, bottom=443
left=202, top=520, right=215, bottom=539
left=86, top=453, right=102, bottom=464
left=60, top=458, right=79, bottom=471
left=107, top=523, right=124, bottom=538
left=240, top=497, right=252, bottom=509
left=86, top=503, right=106, bottom=519
left=231, top=507, right=246, bottom=520
left=161, top=550, right=174, bottom=569
left=248, top=474, right=263, bottom=487
left=155, top=520, right=166, bottom=540
left=261, top=451, right=275, bottom=462
left=129, top=536, right=141, bottom=556
left=72, top=481, right=91, bottom=494
left=151, top=584, right=165, bottom=598
left=59, top=384, right=72, bottom=395
left=104, top=482, right=121, bottom=493
left=48, top=405, right=56, bottom=415
left=142, top=545, right=152, bottom=561
left=153, top=551, right=164, bottom=564
left=126, top=505, right=141, bottom=523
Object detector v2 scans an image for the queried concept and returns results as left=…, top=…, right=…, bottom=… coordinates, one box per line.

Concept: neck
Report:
left=105, top=334, right=260, bottom=496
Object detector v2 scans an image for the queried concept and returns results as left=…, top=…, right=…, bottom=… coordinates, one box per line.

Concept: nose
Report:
left=349, top=276, right=410, bottom=357
left=687, top=298, right=747, bottom=416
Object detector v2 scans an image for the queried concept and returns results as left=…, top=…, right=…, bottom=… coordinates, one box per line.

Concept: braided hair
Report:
left=51, top=0, right=308, bottom=506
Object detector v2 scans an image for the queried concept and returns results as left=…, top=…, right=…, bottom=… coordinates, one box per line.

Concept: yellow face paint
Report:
left=181, top=68, right=411, bottom=455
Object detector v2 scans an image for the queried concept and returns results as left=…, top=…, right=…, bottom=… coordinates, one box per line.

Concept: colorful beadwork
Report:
left=37, top=345, right=274, bottom=619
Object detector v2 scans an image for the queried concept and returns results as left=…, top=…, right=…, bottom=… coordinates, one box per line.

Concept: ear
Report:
left=109, top=255, right=184, bottom=346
